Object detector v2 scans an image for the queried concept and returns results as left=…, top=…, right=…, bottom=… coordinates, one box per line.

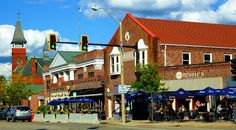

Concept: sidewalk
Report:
left=99, top=119, right=236, bottom=129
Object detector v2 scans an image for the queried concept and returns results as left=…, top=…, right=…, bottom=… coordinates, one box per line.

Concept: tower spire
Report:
left=11, top=11, right=27, bottom=47
left=17, top=10, right=20, bottom=22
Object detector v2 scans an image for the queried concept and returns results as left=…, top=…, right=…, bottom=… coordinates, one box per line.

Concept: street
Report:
left=0, top=120, right=235, bottom=130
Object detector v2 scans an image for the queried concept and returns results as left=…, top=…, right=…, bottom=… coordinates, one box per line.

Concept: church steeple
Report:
left=11, top=14, right=27, bottom=74
left=11, top=14, right=27, bottom=47
left=43, top=38, right=50, bottom=52
left=43, top=38, right=50, bottom=59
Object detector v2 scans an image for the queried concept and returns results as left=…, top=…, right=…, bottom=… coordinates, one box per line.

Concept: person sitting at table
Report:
left=166, top=105, right=175, bottom=121
left=217, top=104, right=223, bottom=119
left=178, top=104, right=186, bottom=122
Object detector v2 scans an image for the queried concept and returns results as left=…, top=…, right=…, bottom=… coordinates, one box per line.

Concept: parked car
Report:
left=0, top=108, right=10, bottom=120
left=6, top=106, right=32, bottom=122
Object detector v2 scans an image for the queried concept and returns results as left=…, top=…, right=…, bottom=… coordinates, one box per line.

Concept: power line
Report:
left=0, top=64, right=11, bottom=72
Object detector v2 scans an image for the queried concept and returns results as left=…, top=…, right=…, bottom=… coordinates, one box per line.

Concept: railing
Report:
left=49, top=77, right=104, bottom=92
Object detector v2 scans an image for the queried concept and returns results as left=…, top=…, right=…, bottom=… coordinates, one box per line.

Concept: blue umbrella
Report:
left=134, top=90, right=149, bottom=97
left=59, top=98, right=73, bottom=104
left=169, top=88, right=193, bottom=99
left=47, top=99, right=60, bottom=106
left=219, top=88, right=236, bottom=96
left=152, top=94, right=167, bottom=100
left=195, top=86, right=217, bottom=96
left=73, top=97, right=94, bottom=103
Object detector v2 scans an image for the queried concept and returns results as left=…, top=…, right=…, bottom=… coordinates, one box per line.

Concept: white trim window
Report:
left=224, top=54, right=232, bottom=62
left=110, top=47, right=121, bottom=75
left=182, top=52, right=191, bottom=65
left=204, top=53, right=212, bottom=63
left=135, top=39, right=148, bottom=66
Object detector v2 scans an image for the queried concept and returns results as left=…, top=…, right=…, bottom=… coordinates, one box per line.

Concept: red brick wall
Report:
left=103, top=14, right=236, bottom=117
left=12, top=48, right=26, bottom=73
left=75, top=50, right=104, bottom=61
left=30, top=95, right=39, bottom=112
left=159, top=46, right=236, bottom=66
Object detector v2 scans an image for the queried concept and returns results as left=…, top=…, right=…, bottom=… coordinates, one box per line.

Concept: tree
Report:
left=131, top=64, right=166, bottom=93
left=0, top=76, right=34, bottom=106
left=131, top=64, right=167, bottom=121
left=0, top=75, right=7, bottom=104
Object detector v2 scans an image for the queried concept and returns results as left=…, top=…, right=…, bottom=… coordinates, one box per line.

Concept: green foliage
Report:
left=0, top=75, right=6, bottom=82
left=38, top=105, right=49, bottom=114
left=0, top=77, right=33, bottom=106
left=131, top=64, right=166, bottom=94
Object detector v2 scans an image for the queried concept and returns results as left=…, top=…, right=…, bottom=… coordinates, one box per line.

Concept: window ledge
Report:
left=110, top=72, right=121, bottom=76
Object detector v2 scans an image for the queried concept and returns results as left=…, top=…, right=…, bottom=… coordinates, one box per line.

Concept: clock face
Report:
left=17, top=58, right=22, bottom=65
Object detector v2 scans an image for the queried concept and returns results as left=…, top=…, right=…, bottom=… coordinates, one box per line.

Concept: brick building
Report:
left=42, top=49, right=105, bottom=112
left=11, top=17, right=52, bottom=112
left=103, top=13, right=236, bottom=119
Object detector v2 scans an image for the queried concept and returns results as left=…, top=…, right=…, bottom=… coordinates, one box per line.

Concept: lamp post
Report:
left=91, top=7, right=126, bottom=125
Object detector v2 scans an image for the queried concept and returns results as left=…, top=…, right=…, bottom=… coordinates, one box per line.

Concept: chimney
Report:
left=32, top=57, right=36, bottom=76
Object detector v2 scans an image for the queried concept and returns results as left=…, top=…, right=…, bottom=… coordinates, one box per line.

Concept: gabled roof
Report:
left=126, top=13, right=236, bottom=48
left=14, top=57, right=52, bottom=76
left=58, top=51, right=84, bottom=63
left=11, top=17, right=27, bottom=45
left=49, top=51, right=84, bottom=69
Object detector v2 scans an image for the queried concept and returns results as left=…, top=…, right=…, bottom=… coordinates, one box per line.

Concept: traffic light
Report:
left=231, top=58, right=236, bottom=74
left=48, top=33, right=57, bottom=51
left=80, top=35, right=88, bottom=52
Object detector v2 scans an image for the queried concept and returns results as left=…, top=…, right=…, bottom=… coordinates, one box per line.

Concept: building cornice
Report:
left=160, top=43, right=236, bottom=50
left=42, top=58, right=104, bottom=76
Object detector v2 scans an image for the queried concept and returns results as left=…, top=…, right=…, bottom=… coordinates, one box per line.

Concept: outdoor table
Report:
left=198, top=112, right=208, bottom=121
left=198, top=112, right=215, bottom=122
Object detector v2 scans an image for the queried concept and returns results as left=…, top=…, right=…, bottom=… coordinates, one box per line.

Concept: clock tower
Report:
left=11, top=16, right=27, bottom=73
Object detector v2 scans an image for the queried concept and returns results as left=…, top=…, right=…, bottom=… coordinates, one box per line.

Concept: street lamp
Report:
left=91, top=6, right=126, bottom=125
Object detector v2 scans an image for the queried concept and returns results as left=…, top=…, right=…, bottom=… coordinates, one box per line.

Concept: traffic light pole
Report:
left=57, top=41, right=138, bottom=124
left=56, top=42, right=137, bottom=49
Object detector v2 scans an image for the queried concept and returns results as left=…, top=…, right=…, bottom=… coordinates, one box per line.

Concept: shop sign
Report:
left=176, top=71, right=204, bottom=79
left=118, top=85, right=128, bottom=93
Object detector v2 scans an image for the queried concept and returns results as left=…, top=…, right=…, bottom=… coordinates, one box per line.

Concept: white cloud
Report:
left=0, top=63, right=11, bottom=80
left=217, top=0, right=236, bottom=23
left=0, top=23, right=100, bottom=59
left=0, top=25, right=14, bottom=56
left=181, top=0, right=217, bottom=10
left=24, top=29, right=58, bottom=54
left=172, top=10, right=219, bottom=23
left=108, top=0, right=181, bottom=10
left=80, top=0, right=236, bottom=25
left=0, top=24, right=60, bottom=57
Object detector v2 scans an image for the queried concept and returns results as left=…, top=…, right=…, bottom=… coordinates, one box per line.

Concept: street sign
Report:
left=118, top=85, right=128, bottom=93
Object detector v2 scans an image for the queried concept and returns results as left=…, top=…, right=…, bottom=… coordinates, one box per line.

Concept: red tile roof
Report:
left=127, top=14, right=236, bottom=48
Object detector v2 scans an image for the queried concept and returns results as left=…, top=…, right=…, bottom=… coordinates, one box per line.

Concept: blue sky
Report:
left=1, top=0, right=236, bottom=78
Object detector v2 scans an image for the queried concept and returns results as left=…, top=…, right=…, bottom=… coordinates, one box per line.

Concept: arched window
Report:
left=135, top=39, right=148, bottom=66
left=110, top=47, right=121, bottom=75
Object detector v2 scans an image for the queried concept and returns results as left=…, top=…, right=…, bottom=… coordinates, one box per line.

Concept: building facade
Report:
left=11, top=17, right=52, bottom=112
left=43, top=49, right=105, bottom=112
left=104, top=13, right=236, bottom=119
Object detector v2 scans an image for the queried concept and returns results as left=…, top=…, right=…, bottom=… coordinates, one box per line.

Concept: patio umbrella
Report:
left=169, top=88, right=193, bottom=99
left=47, top=99, right=60, bottom=106
left=218, top=87, right=236, bottom=96
left=59, top=98, right=73, bottom=104
left=152, top=94, right=167, bottom=100
left=194, top=86, right=217, bottom=96
left=73, top=97, right=94, bottom=103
